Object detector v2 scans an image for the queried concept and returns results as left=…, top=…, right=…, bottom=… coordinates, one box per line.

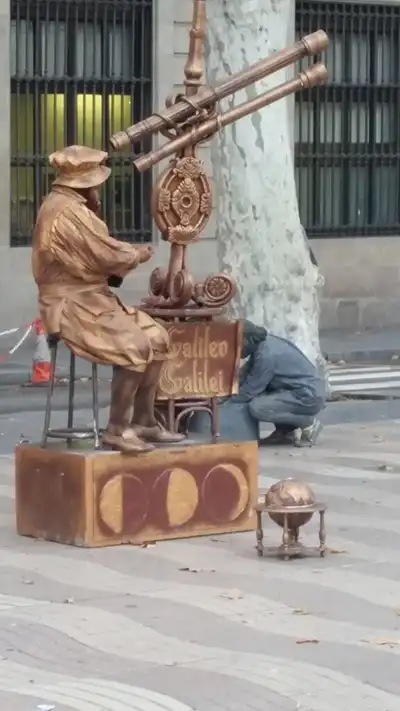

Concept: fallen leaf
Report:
left=63, top=598, right=74, bottom=604
left=326, top=548, right=348, bottom=555
left=296, top=639, right=320, bottom=645
left=292, top=608, right=309, bottom=616
left=364, top=637, right=400, bottom=648
left=179, top=567, right=199, bottom=573
left=378, top=464, right=393, bottom=472
left=21, top=578, right=34, bottom=585
left=36, top=706, right=56, bottom=711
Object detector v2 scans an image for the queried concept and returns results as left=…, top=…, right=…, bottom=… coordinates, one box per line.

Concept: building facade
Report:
left=4, top=0, right=400, bottom=330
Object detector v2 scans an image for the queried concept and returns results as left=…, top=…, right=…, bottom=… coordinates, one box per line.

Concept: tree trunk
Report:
left=206, top=0, right=324, bottom=365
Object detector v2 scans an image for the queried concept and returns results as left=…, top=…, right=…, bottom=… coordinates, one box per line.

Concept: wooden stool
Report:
left=255, top=502, right=327, bottom=560
left=41, top=334, right=101, bottom=449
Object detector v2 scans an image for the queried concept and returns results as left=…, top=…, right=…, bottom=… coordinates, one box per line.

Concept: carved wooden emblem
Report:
left=151, top=156, right=212, bottom=245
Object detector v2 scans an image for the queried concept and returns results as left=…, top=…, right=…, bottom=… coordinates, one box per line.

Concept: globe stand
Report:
left=255, top=478, right=327, bottom=560
left=255, top=502, right=327, bottom=561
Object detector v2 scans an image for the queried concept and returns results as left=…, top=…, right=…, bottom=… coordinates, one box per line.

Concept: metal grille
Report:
left=11, top=0, right=152, bottom=247
left=296, top=1, right=400, bottom=236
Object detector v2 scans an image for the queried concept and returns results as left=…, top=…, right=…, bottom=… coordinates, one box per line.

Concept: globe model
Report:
left=265, top=478, right=316, bottom=529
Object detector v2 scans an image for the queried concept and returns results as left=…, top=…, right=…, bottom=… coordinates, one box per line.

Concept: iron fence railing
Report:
left=11, top=0, right=152, bottom=247
left=296, top=1, right=400, bottom=237
left=11, top=1, right=400, bottom=245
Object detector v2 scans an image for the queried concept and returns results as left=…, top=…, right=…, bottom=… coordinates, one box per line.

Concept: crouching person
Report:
left=230, top=321, right=326, bottom=446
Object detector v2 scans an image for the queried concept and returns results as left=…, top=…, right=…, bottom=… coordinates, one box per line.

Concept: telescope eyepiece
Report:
left=302, top=30, right=329, bottom=55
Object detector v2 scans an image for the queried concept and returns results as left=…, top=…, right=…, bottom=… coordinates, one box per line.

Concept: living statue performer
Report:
left=31, top=145, right=185, bottom=453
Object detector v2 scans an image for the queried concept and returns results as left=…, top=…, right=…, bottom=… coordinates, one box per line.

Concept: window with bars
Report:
left=296, top=1, right=400, bottom=237
left=11, top=0, right=153, bottom=247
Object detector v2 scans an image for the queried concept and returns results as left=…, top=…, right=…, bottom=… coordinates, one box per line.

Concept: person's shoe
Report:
left=294, top=419, right=323, bottom=448
left=102, top=427, right=155, bottom=453
left=133, top=423, right=186, bottom=444
left=259, top=428, right=295, bottom=446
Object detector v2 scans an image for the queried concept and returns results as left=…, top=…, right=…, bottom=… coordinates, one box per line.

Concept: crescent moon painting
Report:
left=152, top=468, right=199, bottom=529
left=99, top=473, right=148, bottom=535
left=202, top=463, right=249, bottom=524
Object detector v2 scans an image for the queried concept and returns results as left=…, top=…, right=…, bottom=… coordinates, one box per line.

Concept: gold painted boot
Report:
left=102, top=366, right=155, bottom=454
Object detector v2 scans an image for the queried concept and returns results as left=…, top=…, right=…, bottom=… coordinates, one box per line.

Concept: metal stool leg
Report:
left=67, top=351, right=75, bottom=448
left=41, top=344, right=58, bottom=448
left=91, top=363, right=100, bottom=449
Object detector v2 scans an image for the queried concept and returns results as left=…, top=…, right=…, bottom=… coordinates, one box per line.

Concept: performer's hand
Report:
left=138, top=244, right=153, bottom=264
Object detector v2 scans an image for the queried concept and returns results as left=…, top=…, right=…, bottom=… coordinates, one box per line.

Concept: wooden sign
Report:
left=157, top=320, right=243, bottom=400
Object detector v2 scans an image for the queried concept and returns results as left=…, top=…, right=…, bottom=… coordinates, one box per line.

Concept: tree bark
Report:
left=206, top=0, right=323, bottom=365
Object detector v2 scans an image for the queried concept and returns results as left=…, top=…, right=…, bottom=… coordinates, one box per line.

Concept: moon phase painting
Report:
left=94, top=441, right=258, bottom=546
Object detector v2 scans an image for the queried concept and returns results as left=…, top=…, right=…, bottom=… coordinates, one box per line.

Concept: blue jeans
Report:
left=248, top=390, right=325, bottom=429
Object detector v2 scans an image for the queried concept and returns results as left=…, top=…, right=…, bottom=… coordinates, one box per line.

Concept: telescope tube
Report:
left=133, top=63, right=328, bottom=173
left=110, top=31, right=328, bottom=151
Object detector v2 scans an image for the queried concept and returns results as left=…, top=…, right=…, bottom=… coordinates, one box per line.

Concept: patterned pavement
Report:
left=1, top=420, right=400, bottom=710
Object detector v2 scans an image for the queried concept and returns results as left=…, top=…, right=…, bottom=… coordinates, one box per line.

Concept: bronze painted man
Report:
left=31, top=145, right=185, bottom=453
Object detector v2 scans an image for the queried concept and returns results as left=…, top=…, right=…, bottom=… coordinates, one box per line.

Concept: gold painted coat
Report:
left=31, top=186, right=168, bottom=372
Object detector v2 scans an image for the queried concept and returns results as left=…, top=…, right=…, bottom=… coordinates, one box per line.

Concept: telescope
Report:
left=109, top=30, right=328, bottom=170
left=108, top=15, right=329, bottom=313
left=134, top=63, right=327, bottom=173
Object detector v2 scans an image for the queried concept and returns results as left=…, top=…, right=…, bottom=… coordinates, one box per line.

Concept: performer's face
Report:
left=84, top=185, right=102, bottom=215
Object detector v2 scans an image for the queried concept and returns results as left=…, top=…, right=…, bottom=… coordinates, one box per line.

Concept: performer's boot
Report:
left=131, top=361, right=186, bottom=444
left=102, top=366, right=155, bottom=453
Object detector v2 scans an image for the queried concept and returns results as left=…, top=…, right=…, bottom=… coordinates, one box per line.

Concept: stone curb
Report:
left=325, top=349, right=400, bottom=365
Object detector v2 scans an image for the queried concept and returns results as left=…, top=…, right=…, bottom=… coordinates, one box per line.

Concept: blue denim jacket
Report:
left=231, top=334, right=326, bottom=405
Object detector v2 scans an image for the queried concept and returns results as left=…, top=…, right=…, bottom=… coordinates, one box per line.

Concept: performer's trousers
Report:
left=108, top=362, right=163, bottom=431
left=248, top=390, right=325, bottom=430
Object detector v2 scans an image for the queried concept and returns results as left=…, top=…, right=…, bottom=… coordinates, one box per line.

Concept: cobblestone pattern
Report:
left=1, top=420, right=400, bottom=710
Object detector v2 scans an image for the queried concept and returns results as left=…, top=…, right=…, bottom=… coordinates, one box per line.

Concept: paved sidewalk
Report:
left=1, top=420, right=400, bottom=709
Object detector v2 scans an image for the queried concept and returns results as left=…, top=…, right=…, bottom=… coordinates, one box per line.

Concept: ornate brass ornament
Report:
left=110, top=0, right=329, bottom=314
left=151, top=156, right=212, bottom=246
